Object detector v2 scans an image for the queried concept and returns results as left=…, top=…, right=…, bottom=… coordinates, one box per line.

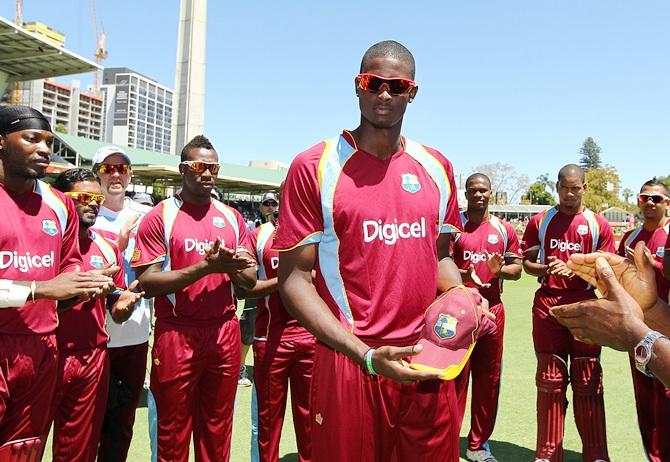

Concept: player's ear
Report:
left=408, top=85, right=418, bottom=103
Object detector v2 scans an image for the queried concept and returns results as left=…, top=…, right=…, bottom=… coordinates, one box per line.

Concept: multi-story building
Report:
left=101, top=67, right=173, bottom=154
left=19, top=79, right=103, bottom=140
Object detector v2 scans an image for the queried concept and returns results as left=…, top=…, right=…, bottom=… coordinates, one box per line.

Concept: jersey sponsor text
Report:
left=0, top=250, right=55, bottom=273
left=363, top=217, right=426, bottom=246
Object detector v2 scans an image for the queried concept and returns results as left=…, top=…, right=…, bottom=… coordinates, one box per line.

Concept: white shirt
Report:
left=94, top=198, right=153, bottom=348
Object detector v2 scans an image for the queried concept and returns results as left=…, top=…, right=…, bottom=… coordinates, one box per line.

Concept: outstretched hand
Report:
left=551, top=256, right=648, bottom=351
left=484, top=249, right=504, bottom=276
left=465, top=264, right=491, bottom=289
left=567, top=241, right=658, bottom=311
left=110, top=280, right=145, bottom=324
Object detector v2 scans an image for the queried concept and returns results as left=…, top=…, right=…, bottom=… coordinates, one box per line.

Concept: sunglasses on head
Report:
left=356, top=73, right=416, bottom=96
left=181, top=161, right=220, bottom=175
left=98, top=164, right=131, bottom=175
left=639, top=193, right=669, bottom=204
left=65, top=191, right=106, bottom=205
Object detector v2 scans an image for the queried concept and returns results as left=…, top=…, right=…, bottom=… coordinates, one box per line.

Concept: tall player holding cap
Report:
left=452, top=173, right=522, bottom=462
left=0, top=105, right=113, bottom=453
left=276, top=41, right=466, bottom=461
left=617, top=178, right=670, bottom=462
left=521, top=164, right=615, bottom=462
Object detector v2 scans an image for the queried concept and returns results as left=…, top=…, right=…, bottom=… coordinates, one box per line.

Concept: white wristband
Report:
left=0, top=279, right=31, bottom=308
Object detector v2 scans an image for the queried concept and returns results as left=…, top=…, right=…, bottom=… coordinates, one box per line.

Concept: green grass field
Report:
left=44, top=275, right=645, bottom=461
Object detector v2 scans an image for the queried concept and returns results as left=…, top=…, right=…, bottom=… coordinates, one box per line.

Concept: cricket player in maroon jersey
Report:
left=452, top=173, right=522, bottom=462
left=132, top=135, right=257, bottom=462
left=237, top=189, right=316, bottom=462
left=50, top=168, right=144, bottom=462
left=0, top=105, right=114, bottom=453
left=617, top=178, right=670, bottom=462
left=276, top=41, right=471, bottom=462
left=521, top=164, right=615, bottom=462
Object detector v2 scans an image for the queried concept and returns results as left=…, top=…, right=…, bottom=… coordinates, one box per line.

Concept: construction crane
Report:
left=10, top=0, right=24, bottom=104
left=90, top=0, right=108, bottom=93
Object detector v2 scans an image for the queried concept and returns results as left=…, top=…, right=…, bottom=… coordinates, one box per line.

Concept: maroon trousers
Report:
left=0, top=333, right=58, bottom=445
left=455, top=301, right=505, bottom=451
left=151, top=316, right=240, bottom=462
left=97, top=341, right=148, bottom=462
left=52, top=345, right=110, bottom=462
left=310, top=342, right=460, bottom=462
left=628, top=357, right=670, bottom=462
left=253, top=335, right=315, bottom=462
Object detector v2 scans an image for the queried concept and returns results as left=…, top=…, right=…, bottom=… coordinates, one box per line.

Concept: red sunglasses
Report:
left=181, top=161, right=220, bottom=175
left=639, top=194, right=669, bottom=204
left=356, top=73, right=416, bottom=96
left=98, top=164, right=131, bottom=175
left=65, top=191, right=106, bottom=205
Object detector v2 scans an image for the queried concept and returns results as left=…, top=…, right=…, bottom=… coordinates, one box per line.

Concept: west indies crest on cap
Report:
left=409, top=285, right=495, bottom=380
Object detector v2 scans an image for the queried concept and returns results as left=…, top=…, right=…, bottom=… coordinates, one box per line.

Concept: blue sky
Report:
left=4, top=1, right=669, bottom=195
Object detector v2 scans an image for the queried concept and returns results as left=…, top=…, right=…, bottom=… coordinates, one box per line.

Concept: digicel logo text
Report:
left=184, top=238, right=224, bottom=255
left=0, top=251, right=55, bottom=273
left=549, top=239, right=582, bottom=252
left=363, top=218, right=426, bottom=245
left=463, top=251, right=487, bottom=264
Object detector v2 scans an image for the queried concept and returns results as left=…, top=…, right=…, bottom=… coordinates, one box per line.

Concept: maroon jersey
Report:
left=521, top=207, right=615, bottom=296
left=619, top=223, right=669, bottom=301
left=57, top=232, right=126, bottom=350
left=453, top=212, right=521, bottom=303
left=131, top=196, right=249, bottom=322
left=0, top=180, right=82, bottom=335
left=275, top=131, right=462, bottom=343
left=248, top=222, right=310, bottom=341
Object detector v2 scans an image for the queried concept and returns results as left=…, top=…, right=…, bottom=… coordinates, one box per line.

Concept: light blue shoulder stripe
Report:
left=212, top=199, right=241, bottom=251
left=255, top=222, right=275, bottom=281
left=490, top=215, right=509, bottom=255
left=161, top=197, right=183, bottom=307
left=538, top=207, right=559, bottom=264
left=624, top=226, right=643, bottom=250
left=318, top=135, right=357, bottom=326
left=403, top=138, right=450, bottom=233
left=35, top=180, right=67, bottom=237
left=582, top=208, right=600, bottom=251
left=91, top=231, right=117, bottom=265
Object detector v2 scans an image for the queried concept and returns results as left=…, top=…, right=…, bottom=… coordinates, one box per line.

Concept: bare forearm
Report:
left=237, top=278, right=278, bottom=299
left=280, top=275, right=368, bottom=364
left=230, top=267, right=257, bottom=291
left=523, top=260, right=548, bottom=278
left=644, top=299, right=670, bottom=337
left=499, top=263, right=522, bottom=281
left=437, top=256, right=462, bottom=292
left=138, top=261, right=209, bottom=298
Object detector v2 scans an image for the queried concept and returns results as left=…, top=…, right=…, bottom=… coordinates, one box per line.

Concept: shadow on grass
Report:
left=460, top=437, right=582, bottom=462
left=279, top=453, right=298, bottom=462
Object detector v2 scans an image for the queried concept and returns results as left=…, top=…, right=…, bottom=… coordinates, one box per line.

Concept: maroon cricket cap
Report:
left=409, top=285, right=496, bottom=380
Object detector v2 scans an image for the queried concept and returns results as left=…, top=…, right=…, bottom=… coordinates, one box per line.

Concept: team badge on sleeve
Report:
left=212, top=216, right=226, bottom=229
left=488, top=233, right=499, bottom=244
left=401, top=173, right=421, bottom=194
left=90, top=255, right=105, bottom=269
left=577, top=224, right=588, bottom=235
left=434, top=313, right=458, bottom=339
left=656, top=246, right=665, bottom=257
left=41, top=219, right=58, bottom=236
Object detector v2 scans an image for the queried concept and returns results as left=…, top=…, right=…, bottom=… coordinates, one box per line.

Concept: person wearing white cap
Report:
left=90, top=145, right=153, bottom=462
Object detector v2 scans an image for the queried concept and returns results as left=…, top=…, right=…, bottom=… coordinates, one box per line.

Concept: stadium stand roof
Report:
left=54, top=133, right=285, bottom=193
left=0, top=16, right=99, bottom=94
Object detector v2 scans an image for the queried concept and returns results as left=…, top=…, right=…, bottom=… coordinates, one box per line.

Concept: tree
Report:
left=583, top=166, right=622, bottom=211
left=471, top=162, right=529, bottom=204
left=54, top=123, right=67, bottom=134
left=537, top=173, right=556, bottom=193
left=579, top=137, right=603, bottom=171
left=522, top=180, right=556, bottom=205
left=622, top=188, right=634, bottom=204
left=657, top=175, right=670, bottom=191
